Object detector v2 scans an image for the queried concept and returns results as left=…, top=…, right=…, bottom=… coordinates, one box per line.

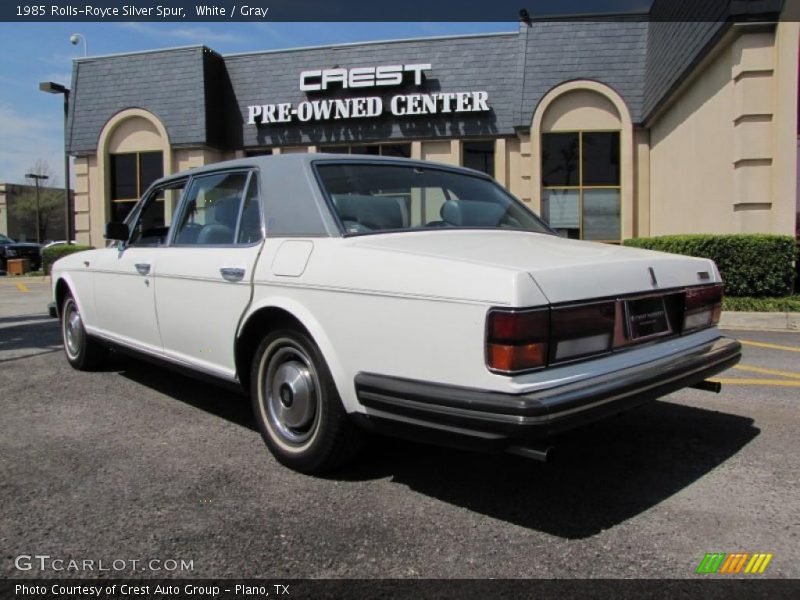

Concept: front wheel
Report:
left=250, top=328, right=362, bottom=474
left=61, top=292, right=107, bottom=370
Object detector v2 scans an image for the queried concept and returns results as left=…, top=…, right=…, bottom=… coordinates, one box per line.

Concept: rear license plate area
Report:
left=624, top=296, right=672, bottom=341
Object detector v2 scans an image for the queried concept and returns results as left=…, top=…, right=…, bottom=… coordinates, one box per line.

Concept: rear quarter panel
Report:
left=244, top=238, right=547, bottom=413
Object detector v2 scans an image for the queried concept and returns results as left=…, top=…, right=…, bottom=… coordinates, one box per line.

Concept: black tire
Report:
left=250, top=328, right=363, bottom=474
left=61, top=292, right=108, bottom=371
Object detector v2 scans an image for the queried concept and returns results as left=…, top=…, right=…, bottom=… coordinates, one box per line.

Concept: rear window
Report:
left=316, top=163, right=551, bottom=235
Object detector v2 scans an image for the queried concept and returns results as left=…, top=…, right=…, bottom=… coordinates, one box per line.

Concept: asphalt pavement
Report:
left=1, top=277, right=798, bottom=579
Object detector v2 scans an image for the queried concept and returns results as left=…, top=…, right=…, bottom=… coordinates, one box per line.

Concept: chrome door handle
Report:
left=220, top=267, right=245, bottom=282
left=135, top=263, right=151, bottom=275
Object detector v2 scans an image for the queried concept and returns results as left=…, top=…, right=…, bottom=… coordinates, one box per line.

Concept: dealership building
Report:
left=65, top=0, right=799, bottom=247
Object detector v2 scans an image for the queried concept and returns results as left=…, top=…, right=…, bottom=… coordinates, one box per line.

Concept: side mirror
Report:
left=104, top=222, right=129, bottom=241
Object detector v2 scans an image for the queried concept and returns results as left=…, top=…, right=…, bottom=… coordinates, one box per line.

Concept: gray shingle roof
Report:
left=521, top=20, right=648, bottom=124
left=65, top=1, right=782, bottom=155
left=67, top=47, right=209, bottom=155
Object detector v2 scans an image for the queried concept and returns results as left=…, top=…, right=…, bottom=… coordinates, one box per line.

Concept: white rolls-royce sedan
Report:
left=51, top=154, right=741, bottom=473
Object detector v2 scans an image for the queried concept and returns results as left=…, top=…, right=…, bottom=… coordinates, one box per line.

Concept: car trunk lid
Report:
left=352, top=230, right=717, bottom=304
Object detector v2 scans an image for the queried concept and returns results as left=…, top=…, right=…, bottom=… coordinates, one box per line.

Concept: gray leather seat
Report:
left=196, top=197, right=240, bottom=244
left=441, top=200, right=505, bottom=227
left=332, top=195, right=409, bottom=231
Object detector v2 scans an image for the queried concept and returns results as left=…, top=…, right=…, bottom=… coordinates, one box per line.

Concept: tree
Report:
left=11, top=160, right=66, bottom=242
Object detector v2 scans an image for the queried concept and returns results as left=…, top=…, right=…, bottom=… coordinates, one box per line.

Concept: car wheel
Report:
left=251, top=328, right=363, bottom=474
left=61, top=293, right=107, bottom=370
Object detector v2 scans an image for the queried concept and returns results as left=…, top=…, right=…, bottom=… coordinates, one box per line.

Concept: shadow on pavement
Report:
left=0, top=317, right=60, bottom=357
left=338, top=402, right=758, bottom=539
left=114, top=353, right=758, bottom=540
left=119, top=356, right=256, bottom=432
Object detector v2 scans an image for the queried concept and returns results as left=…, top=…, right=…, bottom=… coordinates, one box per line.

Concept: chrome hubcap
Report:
left=63, top=300, right=84, bottom=359
left=264, top=344, right=319, bottom=445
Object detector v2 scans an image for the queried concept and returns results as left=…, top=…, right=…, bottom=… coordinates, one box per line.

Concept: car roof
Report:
left=144, top=153, right=497, bottom=238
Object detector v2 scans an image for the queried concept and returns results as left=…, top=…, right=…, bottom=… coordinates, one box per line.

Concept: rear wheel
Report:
left=250, top=328, right=362, bottom=474
left=61, top=293, right=107, bottom=370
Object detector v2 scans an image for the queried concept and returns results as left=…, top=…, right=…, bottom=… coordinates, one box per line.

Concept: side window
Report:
left=173, top=172, right=249, bottom=246
left=128, top=180, right=186, bottom=247
left=237, top=175, right=264, bottom=244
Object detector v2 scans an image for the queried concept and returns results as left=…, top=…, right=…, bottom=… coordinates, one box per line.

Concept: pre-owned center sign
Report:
left=246, top=64, right=490, bottom=125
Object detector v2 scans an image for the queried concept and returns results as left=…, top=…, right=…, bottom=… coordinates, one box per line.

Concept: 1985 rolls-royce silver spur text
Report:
left=51, top=154, right=741, bottom=473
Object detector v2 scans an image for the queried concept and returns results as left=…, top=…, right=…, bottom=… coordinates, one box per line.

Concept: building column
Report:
left=494, top=138, right=507, bottom=187
left=634, top=129, right=651, bottom=238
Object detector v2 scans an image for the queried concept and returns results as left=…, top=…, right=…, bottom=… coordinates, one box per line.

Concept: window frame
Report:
left=541, top=129, right=622, bottom=243
left=461, top=139, right=496, bottom=178
left=318, top=143, right=413, bottom=159
left=167, top=168, right=264, bottom=248
left=109, top=151, right=164, bottom=223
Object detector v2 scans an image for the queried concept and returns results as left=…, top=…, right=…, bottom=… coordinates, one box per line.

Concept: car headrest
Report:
left=441, top=200, right=505, bottom=227
left=197, top=223, right=234, bottom=245
left=332, top=195, right=407, bottom=230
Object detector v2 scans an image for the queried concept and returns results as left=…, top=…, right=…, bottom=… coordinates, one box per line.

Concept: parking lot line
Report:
left=16, top=282, right=29, bottom=293
left=712, top=377, right=800, bottom=387
left=733, top=364, right=800, bottom=381
left=740, top=340, right=800, bottom=353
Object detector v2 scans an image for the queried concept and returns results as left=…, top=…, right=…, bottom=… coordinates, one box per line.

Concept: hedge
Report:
left=42, top=244, right=94, bottom=275
left=723, top=295, right=800, bottom=312
left=623, top=234, right=797, bottom=297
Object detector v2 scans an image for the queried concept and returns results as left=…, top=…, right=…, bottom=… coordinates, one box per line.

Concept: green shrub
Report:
left=42, top=244, right=94, bottom=275
left=623, top=234, right=797, bottom=297
left=722, top=296, right=800, bottom=312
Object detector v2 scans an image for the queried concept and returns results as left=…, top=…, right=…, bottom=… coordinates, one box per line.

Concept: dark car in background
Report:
left=0, top=234, right=42, bottom=273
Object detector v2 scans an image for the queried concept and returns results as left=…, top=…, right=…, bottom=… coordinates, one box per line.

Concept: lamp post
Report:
left=24, top=173, right=48, bottom=244
left=39, top=81, right=72, bottom=243
left=69, top=33, right=88, bottom=56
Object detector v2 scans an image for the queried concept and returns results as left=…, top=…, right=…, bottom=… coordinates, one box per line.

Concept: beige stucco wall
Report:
left=649, top=23, right=799, bottom=236
left=421, top=140, right=460, bottom=165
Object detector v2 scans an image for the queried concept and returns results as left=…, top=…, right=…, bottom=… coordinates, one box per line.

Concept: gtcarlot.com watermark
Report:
left=14, top=554, right=194, bottom=573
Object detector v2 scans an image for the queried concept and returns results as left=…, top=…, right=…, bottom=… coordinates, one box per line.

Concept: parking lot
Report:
left=1, top=277, right=798, bottom=579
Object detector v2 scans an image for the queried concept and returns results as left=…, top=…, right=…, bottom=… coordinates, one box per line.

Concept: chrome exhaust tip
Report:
left=690, top=380, right=722, bottom=393
left=507, top=444, right=553, bottom=462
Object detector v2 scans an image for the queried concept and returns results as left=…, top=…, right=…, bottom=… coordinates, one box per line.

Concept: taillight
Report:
left=486, top=309, right=549, bottom=373
left=550, top=302, right=615, bottom=364
left=683, top=283, right=723, bottom=332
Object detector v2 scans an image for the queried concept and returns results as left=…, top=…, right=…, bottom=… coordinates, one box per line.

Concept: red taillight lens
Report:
left=550, top=302, right=615, bottom=363
left=486, top=309, right=549, bottom=373
left=683, top=283, right=723, bottom=332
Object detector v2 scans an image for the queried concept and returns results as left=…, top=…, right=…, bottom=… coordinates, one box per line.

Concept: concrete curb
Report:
left=720, top=311, right=800, bottom=332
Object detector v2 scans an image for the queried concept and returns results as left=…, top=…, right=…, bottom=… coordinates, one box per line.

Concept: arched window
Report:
left=98, top=109, right=172, bottom=227
left=531, top=82, right=633, bottom=242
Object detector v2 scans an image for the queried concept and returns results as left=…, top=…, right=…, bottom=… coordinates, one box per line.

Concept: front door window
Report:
left=127, top=180, right=186, bottom=247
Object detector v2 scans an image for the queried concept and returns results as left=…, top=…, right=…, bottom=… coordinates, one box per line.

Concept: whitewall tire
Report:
left=251, top=328, right=363, bottom=473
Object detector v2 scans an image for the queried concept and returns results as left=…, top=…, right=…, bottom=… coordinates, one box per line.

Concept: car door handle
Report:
left=135, top=263, right=151, bottom=275
left=220, top=267, right=245, bottom=282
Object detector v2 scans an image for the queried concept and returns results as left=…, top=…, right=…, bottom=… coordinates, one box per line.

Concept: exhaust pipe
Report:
left=690, top=380, right=722, bottom=393
left=507, top=444, right=553, bottom=462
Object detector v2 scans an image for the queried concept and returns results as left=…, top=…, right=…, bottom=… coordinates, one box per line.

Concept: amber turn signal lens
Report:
left=487, top=343, right=547, bottom=372
left=486, top=308, right=549, bottom=373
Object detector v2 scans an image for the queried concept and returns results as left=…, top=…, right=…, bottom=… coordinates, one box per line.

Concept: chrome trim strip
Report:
left=252, top=279, right=509, bottom=306
left=84, top=326, right=238, bottom=383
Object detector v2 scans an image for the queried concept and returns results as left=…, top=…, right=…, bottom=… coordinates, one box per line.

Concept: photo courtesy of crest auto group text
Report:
left=1, top=0, right=799, bottom=598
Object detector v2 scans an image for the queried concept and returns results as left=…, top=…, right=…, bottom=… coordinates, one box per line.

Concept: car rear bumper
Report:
left=354, top=336, right=741, bottom=446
